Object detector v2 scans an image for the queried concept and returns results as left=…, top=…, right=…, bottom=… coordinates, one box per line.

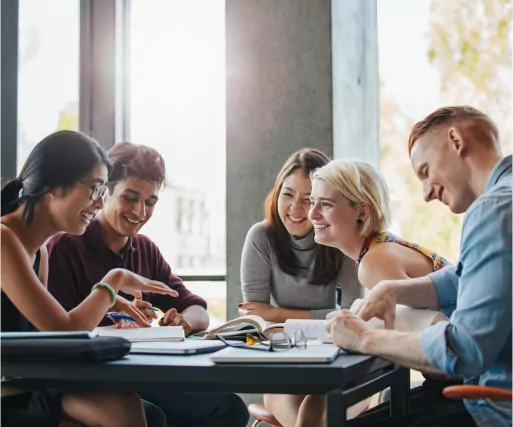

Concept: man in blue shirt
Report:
left=326, top=106, right=511, bottom=427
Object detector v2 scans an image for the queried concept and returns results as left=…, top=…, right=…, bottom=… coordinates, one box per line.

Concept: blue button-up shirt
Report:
left=421, top=155, right=512, bottom=426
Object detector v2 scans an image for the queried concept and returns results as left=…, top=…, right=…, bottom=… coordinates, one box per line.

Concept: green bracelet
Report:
left=91, top=283, right=117, bottom=308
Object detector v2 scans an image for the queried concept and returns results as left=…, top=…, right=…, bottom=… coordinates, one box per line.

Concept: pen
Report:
left=106, top=313, right=136, bottom=322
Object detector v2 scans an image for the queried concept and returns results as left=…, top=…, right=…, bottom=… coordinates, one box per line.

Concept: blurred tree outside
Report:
left=428, top=0, right=512, bottom=153
left=380, top=0, right=512, bottom=263
left=57, top=101, right=79, bottom=131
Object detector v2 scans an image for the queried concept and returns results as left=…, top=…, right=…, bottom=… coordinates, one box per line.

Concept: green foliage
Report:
left=427, top=0, right=512, bottom=152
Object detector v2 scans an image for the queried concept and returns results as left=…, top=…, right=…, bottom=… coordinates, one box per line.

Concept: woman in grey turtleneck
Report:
left=239, top=148, right=363, bottom=323
left=238, top=148, right=363, bottom=427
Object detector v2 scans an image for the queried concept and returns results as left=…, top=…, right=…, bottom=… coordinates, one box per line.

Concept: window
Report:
left=378, top=0, right=512, bottom=263
left=129, top=0, right=226, bottom=325
left=17, top=0, right=80, bottom=173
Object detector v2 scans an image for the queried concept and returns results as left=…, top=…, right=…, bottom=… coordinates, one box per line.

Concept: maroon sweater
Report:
left=46, top=220, right=207, bottom=326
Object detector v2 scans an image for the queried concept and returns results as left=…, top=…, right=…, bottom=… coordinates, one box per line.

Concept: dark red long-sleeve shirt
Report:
left=46, top=220, right=206, bottom=326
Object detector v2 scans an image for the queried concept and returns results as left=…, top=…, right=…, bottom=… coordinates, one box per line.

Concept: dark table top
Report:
left=2, top=351, right=395, bottom=395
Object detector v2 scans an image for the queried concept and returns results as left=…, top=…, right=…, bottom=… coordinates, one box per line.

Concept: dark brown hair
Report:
left=1, top=131, right=110, bottom=225
left=408, top=106, right=499, bottom=154
left=264, top=148, right=344, bottom=285
left=107, top=142, right=167, bottom=189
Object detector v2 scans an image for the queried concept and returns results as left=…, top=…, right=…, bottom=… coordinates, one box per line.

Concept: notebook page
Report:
left=284, top=319, right=330, bottom=342
left=349, top=299, right=447, bottom=332
left=95, top=325, right=185, bottom=342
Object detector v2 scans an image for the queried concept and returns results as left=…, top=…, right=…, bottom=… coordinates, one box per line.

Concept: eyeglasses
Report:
left=78, top=181, right=109, bottom=202
left=216, top=330, right=307, bottom=352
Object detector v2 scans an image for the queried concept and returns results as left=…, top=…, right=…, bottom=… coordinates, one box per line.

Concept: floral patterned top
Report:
left=357, top=231, right=449, bottom=272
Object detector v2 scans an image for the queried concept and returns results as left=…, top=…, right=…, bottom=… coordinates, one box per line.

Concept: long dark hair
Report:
left=264, top=148, right=344, bottom=285
left=1, top=130, right=111, bottom=225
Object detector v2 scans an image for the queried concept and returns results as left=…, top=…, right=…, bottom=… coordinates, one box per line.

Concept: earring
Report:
left=357, top=219, right=363, bottom=225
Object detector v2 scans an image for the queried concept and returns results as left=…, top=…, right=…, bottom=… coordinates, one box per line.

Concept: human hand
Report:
left=158, top=308, right=193, bottom=336
left=354, top=281, right=397, bottom=329
left=325, top=309, right=371, bottom=353
left=132, top=298, right=159, bottom=321
left=237, top=302, right=277, bottom=321
left=106, top=269, right=179, bottom=300
left=111, top=295, right=153, bottom=328
left=112, top=318, right=139, bottom=329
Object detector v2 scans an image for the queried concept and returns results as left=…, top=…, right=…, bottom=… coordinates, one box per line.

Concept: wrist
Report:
left=266, top=306, right=280, bottom=322
left=102, top=268, right=125, bottom=293
left=91, top=283, right=117, bottom=308
left=270, top=307, right=290, bottom=323
left=359, top=329, right=380, bottom=354
left=382, top=280, right=401, bottom=300
left=387, top=277, right=425, bottom=304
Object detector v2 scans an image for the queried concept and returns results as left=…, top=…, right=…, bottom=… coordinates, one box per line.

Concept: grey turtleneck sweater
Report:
left=241, top=222, right=364, bottom=320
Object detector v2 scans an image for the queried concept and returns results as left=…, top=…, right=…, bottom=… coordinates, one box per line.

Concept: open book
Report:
left=94, top=325, right=185, bottom=342
left=202, top=299, right=447, bottom=341
left=199, top=315, right=284, bottom=339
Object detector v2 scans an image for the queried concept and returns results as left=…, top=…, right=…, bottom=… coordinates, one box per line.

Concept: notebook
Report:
left=1, top=331, right=98, bottom=340
left=94, top=326, right=184, bottom=342
left=210, top=343, right=340, bottom=364
left=130, top=339, right=228, bottom=355
left=282, top=299, right=447, bottom=343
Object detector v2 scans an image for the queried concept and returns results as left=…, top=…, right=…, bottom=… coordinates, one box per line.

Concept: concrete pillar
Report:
left=226, top=0, right=379, bottom=321
left=332, top=0, right=379, bottom=167
left=1, top=0, right=19, bottom=180
left=225, top=2, right=378, bottom=422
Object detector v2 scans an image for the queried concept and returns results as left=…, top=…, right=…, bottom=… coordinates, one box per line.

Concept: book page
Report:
left=204, top=315, right=268, bottom=338
left=263, top=322, right=285, bottom=333
left=349, top=299, right=447, bottom=333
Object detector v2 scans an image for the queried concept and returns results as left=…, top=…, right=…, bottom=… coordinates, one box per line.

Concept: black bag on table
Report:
left=1, top=335, right=131, bottom=363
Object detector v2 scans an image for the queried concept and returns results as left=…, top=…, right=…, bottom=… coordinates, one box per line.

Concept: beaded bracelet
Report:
left=91, top=283, right=117, bottom=308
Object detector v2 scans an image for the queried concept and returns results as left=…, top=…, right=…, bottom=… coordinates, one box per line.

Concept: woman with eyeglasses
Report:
left=1, top=130, right=176, bottom=427
left=239, top=148, right=364, bottom=427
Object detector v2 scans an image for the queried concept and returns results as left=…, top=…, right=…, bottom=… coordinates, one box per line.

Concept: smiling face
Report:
left=47, top=163, right=108, bottom=235
left=308, top=179, right=361, bottom=250
left=410, top=127, right=473, bottom=214
left=277, top=169, right=313, bottom=238
left=102, top=176, right=160, bottom=238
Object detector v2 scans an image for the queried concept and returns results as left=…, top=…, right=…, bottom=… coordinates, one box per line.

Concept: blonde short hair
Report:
left=311, top=159, right=392, bottom=237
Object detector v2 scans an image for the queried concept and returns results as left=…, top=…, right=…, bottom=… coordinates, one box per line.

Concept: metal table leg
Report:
left=390, top=367, right=410, bottom=416
left=326, top=389, right=346, bottom=427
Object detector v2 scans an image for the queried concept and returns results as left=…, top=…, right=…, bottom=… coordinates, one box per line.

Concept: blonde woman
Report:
left=266, top=159, right=450, bottom=427
left=309, top=159, right=448, bottom=291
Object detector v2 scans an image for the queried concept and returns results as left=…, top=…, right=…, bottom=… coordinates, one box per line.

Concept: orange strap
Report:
left=443, top=385, right=512, bottom=402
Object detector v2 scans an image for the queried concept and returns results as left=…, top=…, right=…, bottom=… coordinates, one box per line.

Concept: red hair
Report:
left=408, top=106, right=499, bottom=154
